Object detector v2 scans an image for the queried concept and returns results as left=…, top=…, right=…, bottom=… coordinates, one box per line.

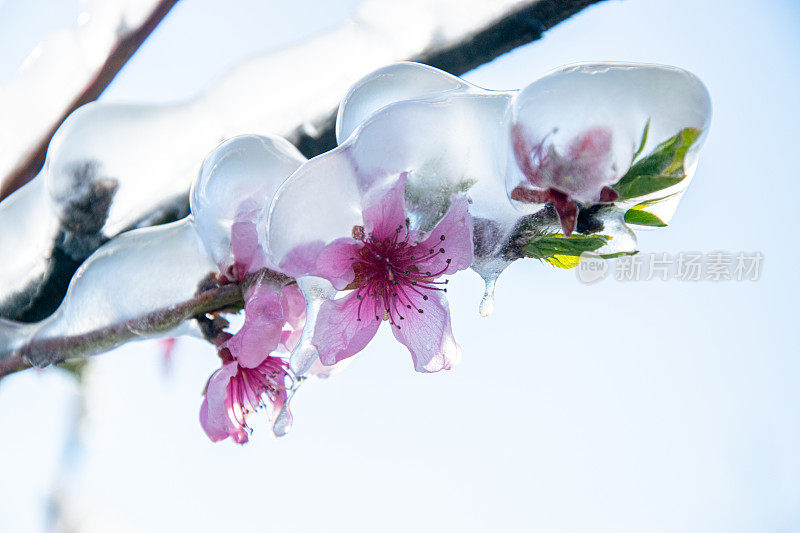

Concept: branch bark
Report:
left=0, top=282, right=243, bottom=379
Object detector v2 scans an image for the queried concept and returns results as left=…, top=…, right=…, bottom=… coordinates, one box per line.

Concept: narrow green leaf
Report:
left=599, top=250, right=639, bottom=260
left=632, top=118, right=651, bottom=162
left=628, top=192, right=679, bottom=209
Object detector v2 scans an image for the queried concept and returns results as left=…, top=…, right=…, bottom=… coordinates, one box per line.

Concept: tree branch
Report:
left=0, top=282, right=243, bottom=379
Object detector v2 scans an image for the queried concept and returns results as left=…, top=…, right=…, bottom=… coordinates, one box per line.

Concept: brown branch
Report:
left=0, top=282, right=243, bottom=379
left=0, top=0, right=181, bottom=201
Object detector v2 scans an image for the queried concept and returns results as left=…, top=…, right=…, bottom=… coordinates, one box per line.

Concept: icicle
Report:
left=272, top=390, right=295, bottom=437
left=289, top=277, right=336, bottom=376
left=479, top=276, right=497, bottom=317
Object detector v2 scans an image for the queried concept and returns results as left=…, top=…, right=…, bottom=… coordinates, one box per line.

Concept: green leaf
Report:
left=628, top=192, right=679, bottom=209
left=618, top=175, right=685, bottom=201
left=544, top=254, right=582, bottom=269
left=624, top=207, right=667, bottom=227
left=632, top=118, right=651, bottom=162
left=523, top=233, right=611, bottom=269
left=614, top=127, right=701, bottom=201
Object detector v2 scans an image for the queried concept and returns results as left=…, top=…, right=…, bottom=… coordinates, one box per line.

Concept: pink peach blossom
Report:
left=282, top=173, right=472, bottom=372
left=199, top=350, right=293, bottom=443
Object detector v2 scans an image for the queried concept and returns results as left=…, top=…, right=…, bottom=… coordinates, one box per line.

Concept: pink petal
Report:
left=280, top=283, right=306, bottom=330
left=413, top=196, right=473, bottom=276
left=512, top=124, right=543, bottom=187
left=278, top=239, right=359, bottom=290
left=307, top=357, right=353, bottom=378
left=361, top=172, right=408, bottom=242
left=315, top=237, right=360, bottom=290
left=280, top=328, right=303, bottom=352
left=564, top=129, right=614, bottom=202
left=200, top=362, right=239, bottom=442
left=229, top=202, right=266, bottom=278
left=278, top=241, right=326, bottom=279
left=312, top=291, right=381, bottom=366
left=228, top=286, right=283, bottom=368
left=279, top=284, right=305, bottom=352
left=567, top=127, right=612, bottom=165
left=391, top=290, right=461, bottom=373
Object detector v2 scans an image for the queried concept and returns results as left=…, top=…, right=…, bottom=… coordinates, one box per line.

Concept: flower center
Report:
left=226, top=358, right=291, bottom=435
left=349, top=224, right=451, bottom=329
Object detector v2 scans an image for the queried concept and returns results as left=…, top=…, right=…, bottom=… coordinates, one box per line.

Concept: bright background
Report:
left=1, top=0, right=799, bottom=531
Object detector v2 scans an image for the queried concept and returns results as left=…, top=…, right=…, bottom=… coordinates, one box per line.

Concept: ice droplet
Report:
left=479, top=277, right=496, bottom=317
left=272, top=391, right=294, bottom=437
left=289, top=276, right=336, bottom=376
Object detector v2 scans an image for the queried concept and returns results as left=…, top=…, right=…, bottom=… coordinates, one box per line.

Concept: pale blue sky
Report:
left=1, top=1, right=799, bottom=531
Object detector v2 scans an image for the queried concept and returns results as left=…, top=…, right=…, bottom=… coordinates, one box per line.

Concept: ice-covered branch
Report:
left=0, top=135, right=306, bottom=379
left=0, top=282, right=243, bottom=379
left=0, top=0, right=604, bottom=325
left=0, top=0, right=180, bottom=201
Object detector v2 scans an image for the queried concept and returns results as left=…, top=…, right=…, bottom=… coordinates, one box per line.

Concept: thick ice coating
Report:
left=191, top=135, right=307, bottom=277
left=509, top=63, right=712, bottom=232
left=268, top=61, right=711, bottom=362
left=0, top=179, right=59, bottom=318
left=23, top=219, right=216, bottom=366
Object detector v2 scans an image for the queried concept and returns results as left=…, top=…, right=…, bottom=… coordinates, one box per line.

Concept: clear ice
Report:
left=0, top=0, right=538, bottom=316
left=269, top=61, right=710, bottom=330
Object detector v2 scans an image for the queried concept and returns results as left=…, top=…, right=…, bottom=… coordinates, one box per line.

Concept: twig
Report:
left=0, top=282, right=243, bottom=379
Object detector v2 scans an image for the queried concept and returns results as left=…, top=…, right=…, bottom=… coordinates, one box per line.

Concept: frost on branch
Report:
left=0, top=179, right=59, bottom=319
